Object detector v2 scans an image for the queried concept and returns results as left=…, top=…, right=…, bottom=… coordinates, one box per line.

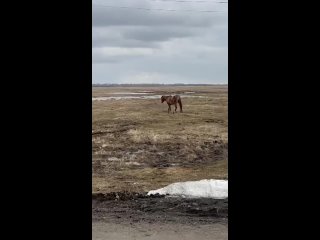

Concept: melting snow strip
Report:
left=147, top=179, right=228, bottom=199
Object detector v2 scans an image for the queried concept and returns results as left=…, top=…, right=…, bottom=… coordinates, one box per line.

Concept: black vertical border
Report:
left=6, top=1, right=94, bottom=239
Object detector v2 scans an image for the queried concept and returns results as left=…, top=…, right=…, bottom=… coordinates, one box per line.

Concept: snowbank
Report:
left=147, top=179, right=228, bottom=199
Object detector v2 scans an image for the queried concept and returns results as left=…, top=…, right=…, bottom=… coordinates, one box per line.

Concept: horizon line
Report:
left=92, top=83, right=228, bottom=85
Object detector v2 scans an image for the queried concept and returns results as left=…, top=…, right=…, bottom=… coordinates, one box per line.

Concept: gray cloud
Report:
left=92, top=0, right=228, bottom=84
left=92, top=6, right=221, bottom=27
left=123, top=27, right=195, bottom=42
left=92, top=25, right=200, bottom=49
left=93, top=27, right=161, bottom=48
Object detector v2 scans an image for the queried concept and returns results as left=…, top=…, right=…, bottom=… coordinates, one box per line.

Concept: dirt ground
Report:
left=92, top=193, right=228, bottom=240
left=93, top=221, right=227, bottom=240
left=92, top=85, right=228, bottom=239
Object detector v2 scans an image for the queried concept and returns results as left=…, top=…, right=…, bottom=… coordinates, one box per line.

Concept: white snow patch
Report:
left=110, top=92, right=150, bottom=95
left=125, top=162, right=141, bottom=166
left=108, top=157, right=121, bottom=161
left=147, top=179, right=228, bottom=199
left=136, top=91, right=155, bottom=93
left=92, top=96, right=142, bottom=101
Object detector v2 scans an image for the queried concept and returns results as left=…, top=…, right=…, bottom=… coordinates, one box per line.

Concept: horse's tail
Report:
left=178, top=98, right=183, bottom=112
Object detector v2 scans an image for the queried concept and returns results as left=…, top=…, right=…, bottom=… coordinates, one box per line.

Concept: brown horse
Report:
left=161, top=95, right=183, bottom=113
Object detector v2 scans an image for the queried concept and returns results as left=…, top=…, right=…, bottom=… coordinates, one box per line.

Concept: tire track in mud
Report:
left=92, top=192, right=228, bottom=225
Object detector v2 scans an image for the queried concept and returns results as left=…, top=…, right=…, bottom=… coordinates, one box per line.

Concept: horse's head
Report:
left=161, top=96, right=166, bottom=103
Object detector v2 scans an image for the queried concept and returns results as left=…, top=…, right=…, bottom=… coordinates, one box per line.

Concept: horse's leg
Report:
left=178, top=99, right=183, bottom=113
left=168, top=104, right=170, bottom=113
left=175, top=103, right=177, bottom=112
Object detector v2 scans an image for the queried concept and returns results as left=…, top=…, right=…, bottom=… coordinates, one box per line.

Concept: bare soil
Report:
left=93, top=193, right=228, bottom=240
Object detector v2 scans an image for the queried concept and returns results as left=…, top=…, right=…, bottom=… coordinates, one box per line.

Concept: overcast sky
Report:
left=92, top=0, right=228, bottom=84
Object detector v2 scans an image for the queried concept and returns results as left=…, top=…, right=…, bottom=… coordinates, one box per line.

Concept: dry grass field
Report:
left=92, top=85, right=228, bottom=194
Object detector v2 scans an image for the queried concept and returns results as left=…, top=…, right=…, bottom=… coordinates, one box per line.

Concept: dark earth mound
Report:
left=92, top=192, right=228, bottom=225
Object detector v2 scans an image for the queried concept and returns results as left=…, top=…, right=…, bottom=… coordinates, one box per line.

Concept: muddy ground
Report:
left=93, top=193, right=228, bottom=240
left=93, top=192, right=228, bottom=223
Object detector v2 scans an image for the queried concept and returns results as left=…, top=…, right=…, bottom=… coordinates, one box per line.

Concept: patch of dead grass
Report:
left=92, top=86, right=228, bottom=193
